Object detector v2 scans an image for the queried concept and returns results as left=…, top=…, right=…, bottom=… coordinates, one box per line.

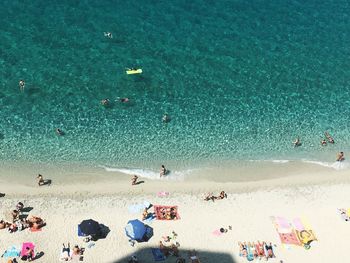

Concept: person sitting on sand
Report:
left=101, top=98, right=110, bottom=106
left=0, top=220, right=11, bottom=229
left=11, top=210, right=19, bottom=222
left=24, top=246, right=34, bottom=262
left=218, top=191, right=227, bottom=199
left=60, top=243, right=72, bottom=261
left=336, top=152, right=345, bottom=162
left=71, top=245, right=83, bottom=259
left=142, top=208, right=149, bottom=221
left=37, top=174, right=45, bottom=186
left=16, top=202, right=24, bottom=213
left=321, top=138, right=327, bottom=146
left=293, top=137, right=301, bottom=147
left=325, top=132, right=335, bottom=144
left=26, top=216, right=45, bottom=230
left=170, top=207, right=177, bottom=220
left=131, top=175, right=138, bottom=185
left=160, top=165, right=167, bottom=178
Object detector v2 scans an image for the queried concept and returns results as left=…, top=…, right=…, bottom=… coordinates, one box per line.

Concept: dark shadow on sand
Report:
left=98, top=224, right=110, bottom=240
left=34, top=251, right=45, bottom=260
left=40, top=179, right=52, bottom=186
left=134, top=181, right=145, bottom=185
left=112, top=248, right=237, bottom=263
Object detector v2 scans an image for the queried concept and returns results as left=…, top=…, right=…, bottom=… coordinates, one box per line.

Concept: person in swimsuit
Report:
left=37, top=174, right=45, bottom=186
left=60, top=243, right=71, bottom=261
left=336, top=152, right=345, bottom=162
left=321, top=138, right=327, bottom=146
left=160, top=165, right=167, bottom=178
left=101, top=98, right=110, bottom=106
left=325, top=132, right=335, bottom=144
left=162, top=114, right=170, bottom=123
left=293, top=137, right=301, bottom=147
left=104, top=32, right=113, bottom=38
left=56, top=128, right=64, bottom=136
left=19, top=80, right=25, bottom=91
left=238, top=242, right=248, bottom=257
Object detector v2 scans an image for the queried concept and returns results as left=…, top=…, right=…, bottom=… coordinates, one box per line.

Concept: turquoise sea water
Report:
left=1, top=0, right=350, bottom=169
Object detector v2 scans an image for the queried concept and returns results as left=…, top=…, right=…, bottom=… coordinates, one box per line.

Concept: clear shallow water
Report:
left=0, top=0, right=350, bottom=169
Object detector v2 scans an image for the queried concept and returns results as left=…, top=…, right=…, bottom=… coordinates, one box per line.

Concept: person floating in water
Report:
left=162, top=114, right=170, bottom=123
left=56, top=128, right=64, bottom=136
left=115, top=97, right=129, bottom=103
left=321, top=138, right=327, bottom=146
left=101, top=98, right=110, bottom=106
left=293, top=137, right=301, bottom=147
left=104, top=32, right=113, bottom=38
left=160, top=165, right=167, bottom=178
left=19, top=80, right=25, bottom=91
left=336, top=152, right=345, bottom=162
left=325, top=131, right=334, bottom=144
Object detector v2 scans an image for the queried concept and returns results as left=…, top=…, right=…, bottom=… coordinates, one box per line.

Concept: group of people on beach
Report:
left=239, top=241, right=276, bottom=261
left=0, top=202, right=46, bottom=235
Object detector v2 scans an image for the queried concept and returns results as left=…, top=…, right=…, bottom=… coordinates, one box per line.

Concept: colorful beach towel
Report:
left=151, top=248, right=166, bottom=261
left=153, top=205, right=180, bottom=220
left=2, top=245, right=20, bottom=258
left=292, top=217, right=317, bottom=248
left=271, top=216, right=301, bottom=246
left=20, top=242, right=35, bottom=258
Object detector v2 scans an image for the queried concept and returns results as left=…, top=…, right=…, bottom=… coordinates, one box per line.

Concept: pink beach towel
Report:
left=157, top=191, right=169, bottom=198
left=20, top=242, right=35, bottom=257
left=292, top=218, right=304, bottom=231
left=212, top=229, right=223, bottom=236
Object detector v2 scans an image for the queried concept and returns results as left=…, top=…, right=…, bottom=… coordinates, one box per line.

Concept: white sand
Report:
left=1, top=165, right=350, bottom=263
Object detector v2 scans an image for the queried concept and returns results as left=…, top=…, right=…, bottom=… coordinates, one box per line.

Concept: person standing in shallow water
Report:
left=160, top=165, right=167, bottom=178
left=19, top=80, right=25, bottom=91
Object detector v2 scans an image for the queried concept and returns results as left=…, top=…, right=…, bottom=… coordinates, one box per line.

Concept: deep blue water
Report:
left=0, top=0, right=349, bottom=168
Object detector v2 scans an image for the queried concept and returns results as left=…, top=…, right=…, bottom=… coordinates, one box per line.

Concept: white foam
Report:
left=100, top=166, right=194, bottom=181
left=302, top=160, right=350, bottom=170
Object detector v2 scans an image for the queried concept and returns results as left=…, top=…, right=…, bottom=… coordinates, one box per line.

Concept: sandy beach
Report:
left=1, top=163, right=350, bottom=263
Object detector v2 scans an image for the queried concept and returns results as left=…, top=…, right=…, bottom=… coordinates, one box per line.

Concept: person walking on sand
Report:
left=131, top=175, right=138, bottom=185
left=37, top=174, right=45, bottom=186
left=160, top=165, right=167, bottom=178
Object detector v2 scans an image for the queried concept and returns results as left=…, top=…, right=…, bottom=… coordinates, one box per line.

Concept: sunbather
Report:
left=204, top=193, right=217, bottom=202
left=217, top=191, right=227, bottom=199
left=238, top=242, right=248, bottom=257
left=60, top=243, right=72, bottom=261
left=0, top=219, right=11, bottom=229
left=263, top=242, right=275, bottom=260
left=11, top=210, right=19, bottom=222
left=255, top=241, right=265, bottom=259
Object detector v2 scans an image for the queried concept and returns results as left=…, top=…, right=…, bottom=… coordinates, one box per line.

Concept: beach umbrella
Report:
left=125, top=219, right=153, bottom=242
left=78, top=219, right=101, bottom=237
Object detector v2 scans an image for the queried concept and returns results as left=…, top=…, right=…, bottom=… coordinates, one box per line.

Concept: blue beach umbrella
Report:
left=125, top=219, right=153, bottom=242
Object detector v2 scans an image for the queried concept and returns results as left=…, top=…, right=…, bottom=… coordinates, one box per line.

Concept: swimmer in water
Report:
left=162, top=114, right=170, bottom=123
left=104, top=32, right=113, bottom=38
left=321, top=138, right=327, bottom=146
left=325, top=131, right=335, bottom=144
left=293, top=137, right=301, bottom=147
left=19, top=80, right=25, bottom=91
left=101, top=98, right=110, bottom=106
left=56, top=128, right=64, bottom=136
left=336, top=152, right=345, bottom=162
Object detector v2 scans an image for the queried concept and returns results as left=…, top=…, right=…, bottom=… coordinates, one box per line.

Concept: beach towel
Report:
left=338, top=209, right=350, bottom=221
left=2, top=246, right=20, bottom=258
left=212, top=229, right=223, bottom=236
left=246, top=245, right=255, bottom=261
left=157, top=191, right=169, bottom=198
left=128, top=201, right=151, bottom=214
left=271, top=216, right=301, bottom=246
left=153, top=205, right=180, bottom=220
left=292, top=217, right=317, bottom=248
left=151, top=248, right=166, bottom=261
left=20, top=242, right=35, bottom=258
left=30, top=227, right=42, bottom=232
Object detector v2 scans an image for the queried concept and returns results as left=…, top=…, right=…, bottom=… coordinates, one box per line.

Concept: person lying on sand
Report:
left=263, top=242, right=275, bottom=259
left=204, top=193, right=217, bottom=202
left=26, top=216, right=46, bottom=230
left=60, top=243, right=72, bottom=261
left=255, top=241, right=265, bottom=259
left=238, top=242, right=248, bottom=257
